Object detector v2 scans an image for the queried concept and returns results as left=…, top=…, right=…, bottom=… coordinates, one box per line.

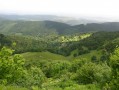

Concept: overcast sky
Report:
left=0, top=0, right=119, bottom=20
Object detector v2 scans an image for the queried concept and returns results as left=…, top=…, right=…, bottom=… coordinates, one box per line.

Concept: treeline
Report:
left=0, top=34, right=11, bottom=48
left=1, top=31, right=119, bottom=57
left=0, top=34, right=47, bottom=53
left=52, top=31, right=119, bottom=56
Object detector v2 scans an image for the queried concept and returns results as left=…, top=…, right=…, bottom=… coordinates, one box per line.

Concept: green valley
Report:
left=0, top=18, right=119, bottom=90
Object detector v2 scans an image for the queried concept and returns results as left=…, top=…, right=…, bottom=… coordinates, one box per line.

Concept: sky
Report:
left=0, top=0, right=119, bottom=20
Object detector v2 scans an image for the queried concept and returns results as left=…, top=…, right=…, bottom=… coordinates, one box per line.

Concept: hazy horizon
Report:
left=0, top=0, right=119, bottom=21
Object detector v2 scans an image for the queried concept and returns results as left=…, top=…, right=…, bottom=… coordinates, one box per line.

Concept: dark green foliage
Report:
left=73, top=53, right=78, bottom=57
left=104, top=38, right=119, bottom=53
left=9, top=35, right=48, bottom=53
left=79, top=31, right=119, bottom=50
left=57, top=31, right=119, bottom=56
left=100, top=55, right=107, bottom=62
left=91, top=56, right=97, bottom=62
left=0, top=34, right=11, bottom=48
left=74, top=22, right=119, bottom=32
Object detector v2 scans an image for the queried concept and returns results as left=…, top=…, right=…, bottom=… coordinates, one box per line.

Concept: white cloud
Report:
left=0, top=0, right=119, bottom=19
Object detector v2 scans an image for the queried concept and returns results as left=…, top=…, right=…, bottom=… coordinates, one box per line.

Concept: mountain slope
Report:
left=74, top=22, right=119, bottom=32
left=0, top=20, right=71, bottom=35
left=1, top=19, right=119, bottom=36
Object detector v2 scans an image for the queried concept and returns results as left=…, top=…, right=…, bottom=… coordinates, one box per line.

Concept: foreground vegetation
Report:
left=0, top=31, right=119, bottom=90
left=0, top=46, right=118, bottom=90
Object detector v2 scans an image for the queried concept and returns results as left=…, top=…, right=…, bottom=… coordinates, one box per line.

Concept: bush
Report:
left=76, top=62, right=111, bottom=84
left=45, top=61, right=71, bottom=78
left=17, top=66, right=46, bottom=88
left=109, top=47, right=119, bottom=90
left=70, top=59, right=88, bottom=72
left=0, top=47, right=26, bottom=85
left=0, top=47, right=46, bottom=89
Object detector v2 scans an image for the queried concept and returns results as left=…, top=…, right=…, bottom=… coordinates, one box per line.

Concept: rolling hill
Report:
left=0, top=20, right=72, bottom=35
left=1, top=20, right=119, bottom=36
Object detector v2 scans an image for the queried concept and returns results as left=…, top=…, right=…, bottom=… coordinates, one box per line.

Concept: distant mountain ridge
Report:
left=0, top=14, right=100, bottom=25
left=0, top=18, right=119, bottom=36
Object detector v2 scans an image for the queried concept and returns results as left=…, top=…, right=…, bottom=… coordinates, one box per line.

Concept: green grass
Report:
left=42, top=80, right=100, bottom=90
left=0, top=85, right=28, bottom=90
left=22, top=50, right=102, bottom=62
left=75, top=50, right=102, bottom=60
left=42, top=78, right=100, bottom=90
left=1, top=23, right=16, bottom=33
left=64, top=84, right=100, bottom=90
left=67, top=50, right=102, bottom=61
left=0, top=84, right=100, bottom=90
left=22, top=51, right=68, bottom=61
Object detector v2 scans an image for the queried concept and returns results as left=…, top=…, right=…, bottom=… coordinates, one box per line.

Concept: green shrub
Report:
left=70, top=59, right=88, bottom=72
left=76, top=62, right=111, bottom=84
left=17, top=66, right=46, bottom=88
left=109, top=47, right=119, bottom=90
left=0, top=47, right=26, bottom=85
left=45, top=61, right=71, bottom=78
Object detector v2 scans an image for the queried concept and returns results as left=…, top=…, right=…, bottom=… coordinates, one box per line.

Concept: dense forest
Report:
left=0, top=19, right=119, bottom=90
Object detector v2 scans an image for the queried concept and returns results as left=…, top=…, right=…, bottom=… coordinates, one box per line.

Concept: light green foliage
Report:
left=110, top=47, right=119, bottom=70
left=109, top=47, right=119, bottom=90
left=0, top=47, right=26, bottom=84
left=22, top=51, right=67, bottom=61
left=80, top=33, right=91, bottom=39
left=76, top=62, right=111, bottom=84
left=59, top=33, right=91, bottom=42
left=0, top=85, right=28, bottom=90
left=22, top=66, right=46, bottom=88
left=70, top=59, right=89, bottom=72
left=75, top=50, right=102, bottom=60
left=64, top=84, right=100, bottom=90
left=0, top=47, right=104, bottom=90
left=42, top=78, right=100, bottom=90
left=0, top=47, right=47, bottom=89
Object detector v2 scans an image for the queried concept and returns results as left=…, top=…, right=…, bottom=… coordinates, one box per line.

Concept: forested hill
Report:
left=1, top=19, right=119, bottom=35
left=73, top=22, right=119, bottom=32
left=0, top=20, right=71, bottom=35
